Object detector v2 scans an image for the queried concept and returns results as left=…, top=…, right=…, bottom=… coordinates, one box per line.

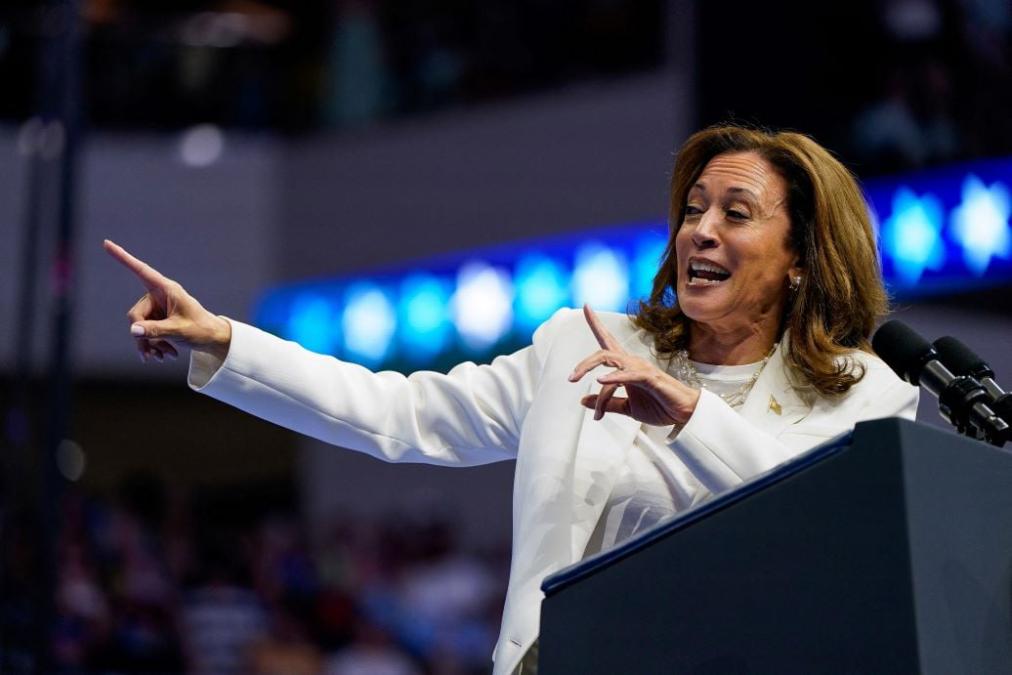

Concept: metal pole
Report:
left=2, top=2, right=85, bottom=672
left=38, top=0, right=83, bottom=669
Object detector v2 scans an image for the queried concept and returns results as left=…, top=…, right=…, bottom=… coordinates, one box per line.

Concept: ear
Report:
left=787, top=254, right=804, bottom=289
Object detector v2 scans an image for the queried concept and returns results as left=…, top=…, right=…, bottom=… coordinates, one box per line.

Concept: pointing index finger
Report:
left=103, top=239, right=169, bottom=290
left=583, top=304, right=622, bottom=351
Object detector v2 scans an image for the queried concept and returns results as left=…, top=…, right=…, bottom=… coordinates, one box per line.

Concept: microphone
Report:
left=872, top=320, right=1008, bottom=446
left=933, top=335, right=1012, bottom=432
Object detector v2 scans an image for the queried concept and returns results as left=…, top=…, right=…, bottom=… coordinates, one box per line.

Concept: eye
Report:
left=684, top=204, right=703, bottom=217
left=725, top=209, right=750, bottom=221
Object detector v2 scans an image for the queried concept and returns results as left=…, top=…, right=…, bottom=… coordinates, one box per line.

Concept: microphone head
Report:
left=932, top=336, right=994, bottom=381
left=872, top=320, right=935, bottom=385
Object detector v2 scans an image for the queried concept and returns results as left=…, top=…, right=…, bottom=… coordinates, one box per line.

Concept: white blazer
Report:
left=188, top=308, right=918, bottom=675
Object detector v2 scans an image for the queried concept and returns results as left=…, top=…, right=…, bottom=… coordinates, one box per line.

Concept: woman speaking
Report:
left=106, top=125, right=918, bottom=675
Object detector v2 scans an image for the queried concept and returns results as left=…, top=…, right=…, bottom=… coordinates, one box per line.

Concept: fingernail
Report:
left=130, top=323, right=145, bottom=337
left=568, top=372, right=578, bottom=382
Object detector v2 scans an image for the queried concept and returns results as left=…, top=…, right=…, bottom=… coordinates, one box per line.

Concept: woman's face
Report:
left=674, top=151, right=802, bottom=336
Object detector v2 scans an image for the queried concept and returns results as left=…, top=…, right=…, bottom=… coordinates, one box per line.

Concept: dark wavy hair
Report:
left=634, top=124, right=888, bottom=397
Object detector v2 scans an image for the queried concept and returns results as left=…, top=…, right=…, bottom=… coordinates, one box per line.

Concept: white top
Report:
left=582, top=359, right=765, bottom=558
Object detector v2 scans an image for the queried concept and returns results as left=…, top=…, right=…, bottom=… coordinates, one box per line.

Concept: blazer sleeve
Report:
left=668, top=366, right=919, bottom=494
left=187, top=310, right=569, bottom=467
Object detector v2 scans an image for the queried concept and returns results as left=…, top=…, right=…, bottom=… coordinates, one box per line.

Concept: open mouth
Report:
left=687, top=259, right=731, bottom=285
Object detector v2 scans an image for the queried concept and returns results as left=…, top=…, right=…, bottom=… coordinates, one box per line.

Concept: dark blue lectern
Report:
left=538, top=418, right=1012, bottom=674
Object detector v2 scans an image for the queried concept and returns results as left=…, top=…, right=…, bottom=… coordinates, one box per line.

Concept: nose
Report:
left=690, top=209, right=720, bottom=249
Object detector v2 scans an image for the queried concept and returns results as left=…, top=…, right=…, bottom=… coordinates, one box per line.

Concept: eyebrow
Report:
left=691, top=183, right=760, bottom=201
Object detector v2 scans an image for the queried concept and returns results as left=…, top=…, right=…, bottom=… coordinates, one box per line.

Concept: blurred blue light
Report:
left=949, top=175, right=1011, bottom=276
left=255, top=157, right=1012, bottom=371
left=632, top=233, right=668, bottom=301
left=572, top=242, right=629, bottom=311
left=881, top=187, right=945, bottom=286
left=452, top=261, right=513, bottom=350
left=287, top=295, right=337, bottom=354
left=342, top=283, right=396, bottom=366
left=398, top=274, right=453, bottom=359
left=514, top=253, right=569, bottom=332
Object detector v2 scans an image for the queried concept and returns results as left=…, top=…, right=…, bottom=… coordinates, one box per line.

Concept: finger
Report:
left=130, top=317, right=182, bottom=340
left=138, top=336, right=170, bottom=362
left=594, top=383, right=620, bottom=420
left=597, top=367, right=655, bottom=386
left=136, top=338, right=151, bottom=363
left=103, top=239, right=170, bottom=291
left=147, top=343, right=166, bottom=362
left=126, top=294, right=160, bottom=325
left=150, top=339, right=179, bottom=359
left=583, top=304, right=622, bottom=351
left=569, top=350, right=626, bottom=382
left=581, top=393, right=631, bottom=417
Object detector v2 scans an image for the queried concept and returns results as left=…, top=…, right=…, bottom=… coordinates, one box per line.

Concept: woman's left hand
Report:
left=569, top=305, right=701, bottom=426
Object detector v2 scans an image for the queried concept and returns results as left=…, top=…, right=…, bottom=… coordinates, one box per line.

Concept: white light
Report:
left=572, top=243, right=629, bottom=311
left=56, top=439, right=86, bottom=482
left=949, top=175, right=1011, bottom=276
left=179, top=124, right=225, bottom=168
left=452, top=261, right=513, bottom=350
left=342, top=285, right=396, bottom=365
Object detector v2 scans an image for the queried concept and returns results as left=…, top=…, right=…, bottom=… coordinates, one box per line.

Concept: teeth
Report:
left=688, top=276, right=726, bottom=286
left=689, top=260, right=730, bottom=274
left=687, top=259, right=730, bottom=286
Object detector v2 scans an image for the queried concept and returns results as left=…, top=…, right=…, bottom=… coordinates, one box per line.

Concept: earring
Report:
left=789, top=275, right=801, bottom=291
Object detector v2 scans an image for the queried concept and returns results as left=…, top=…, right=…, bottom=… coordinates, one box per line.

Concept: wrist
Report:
left=213, top=315, right=232, bottom=347
left=674, top=388, right=701, bottom=425
left=196, top=315, right=231, bottom=362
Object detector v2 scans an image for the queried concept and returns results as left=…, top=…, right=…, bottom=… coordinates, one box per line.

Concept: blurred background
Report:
left=1, top=0, right=1010, bottom=672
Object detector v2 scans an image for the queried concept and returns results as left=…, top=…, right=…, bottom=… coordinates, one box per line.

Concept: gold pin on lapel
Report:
left=768, top=395, right=782, bottom=415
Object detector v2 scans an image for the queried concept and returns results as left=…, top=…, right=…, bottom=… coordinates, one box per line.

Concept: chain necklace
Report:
left=671, top=345, right=776, bottom=408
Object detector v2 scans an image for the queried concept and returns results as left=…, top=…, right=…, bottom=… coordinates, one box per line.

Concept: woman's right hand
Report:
left=103, top=239, right=231, bottom=363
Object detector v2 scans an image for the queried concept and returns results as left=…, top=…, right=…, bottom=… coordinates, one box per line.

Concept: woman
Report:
left=106, top=125, right=918, bottom=675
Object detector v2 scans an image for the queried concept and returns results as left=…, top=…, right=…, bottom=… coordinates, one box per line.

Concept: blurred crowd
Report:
left=2, top=0, right=1009, bottom=172
left=0, top=0, right=664, bottom=131
left=696, top=0, right=1012, bottom=175
left=848, top=0, right=1012, bottom=172
left=22, top=476, right=509, bottom=674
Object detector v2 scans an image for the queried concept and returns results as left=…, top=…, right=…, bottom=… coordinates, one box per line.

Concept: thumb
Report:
left=130, top=317, right=184, bottom=340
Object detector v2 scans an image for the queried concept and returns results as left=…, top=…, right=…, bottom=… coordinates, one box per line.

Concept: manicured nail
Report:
left=130, top=323, right=145, bottom=337
left=568, top=372, right=578, bottom=381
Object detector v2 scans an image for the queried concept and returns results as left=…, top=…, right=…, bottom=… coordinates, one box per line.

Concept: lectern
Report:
left=539, top=418, right=1012, bottom=674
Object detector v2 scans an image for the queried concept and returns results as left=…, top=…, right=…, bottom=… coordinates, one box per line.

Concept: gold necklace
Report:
left=671, top=345, right=775, bottom=408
